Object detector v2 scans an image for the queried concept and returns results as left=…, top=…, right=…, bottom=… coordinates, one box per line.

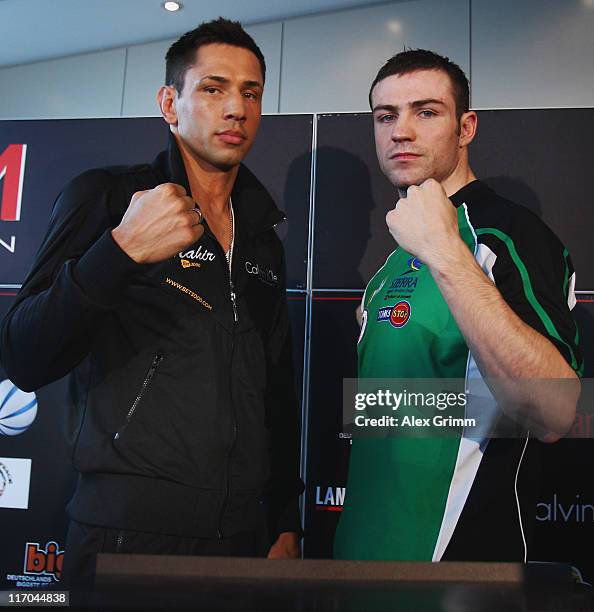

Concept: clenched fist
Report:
left=112, top=183, right=204, bottom=264
left=385, top=178, right=460, bottom=268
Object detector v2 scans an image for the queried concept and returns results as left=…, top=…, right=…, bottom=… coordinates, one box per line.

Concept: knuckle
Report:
left=175, top=197, right=190, bottom=212
left=159, top=182, right=183, bottom=196
left=130, top=190, right=146, bottom=203
left=153, top=183, right=168, bottom=197
left=173, top=183, right=187, bottom=196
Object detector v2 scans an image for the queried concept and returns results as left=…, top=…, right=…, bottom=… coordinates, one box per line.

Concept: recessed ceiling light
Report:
left=162, top=1, right=183, bottom=11
left=387, top=20, right=402, bottom=34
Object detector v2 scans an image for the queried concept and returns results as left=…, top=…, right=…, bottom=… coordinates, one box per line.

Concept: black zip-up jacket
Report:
left=0, top=134, right=303, bottom=540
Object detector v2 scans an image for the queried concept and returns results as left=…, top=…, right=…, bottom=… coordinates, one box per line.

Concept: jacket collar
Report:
left=152, top=131, right=285, bottom=235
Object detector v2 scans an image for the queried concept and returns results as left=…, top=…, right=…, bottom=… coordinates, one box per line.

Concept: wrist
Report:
left=111, top=226, right=141, bottom=263
left=428, top=235, right=473, bottom=278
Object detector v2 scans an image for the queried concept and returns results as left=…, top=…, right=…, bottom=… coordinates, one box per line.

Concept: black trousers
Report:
left=61, top=519, right=271, bottom=588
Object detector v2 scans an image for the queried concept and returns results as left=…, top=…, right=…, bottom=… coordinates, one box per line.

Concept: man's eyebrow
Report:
left=372, top=99, right=446, bottom=113
left=372, top=104, right=398, bottom=113
left=410, top=98, right=446, bottom=108
left=243, top=80, right=263, bottom=89
left=199, top=75, right=229, bottom=84
left=199, top=75, right=263, bottom=89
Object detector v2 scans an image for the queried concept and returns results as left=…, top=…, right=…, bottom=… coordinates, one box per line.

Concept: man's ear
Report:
left=459, top=110, right=478, bottom=147
left=158, top=86, right=178, bottom=125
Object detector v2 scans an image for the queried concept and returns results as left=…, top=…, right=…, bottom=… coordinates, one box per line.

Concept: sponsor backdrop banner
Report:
left=313, top=111, right=594, bottom=290
left=0, top=115, right=312, bottom=289
left=0, top=295, right=73, bottom=589
left=1, top=110, right=593, bottom=586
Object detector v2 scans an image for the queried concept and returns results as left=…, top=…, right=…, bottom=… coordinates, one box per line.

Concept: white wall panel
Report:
left=4, top=1, right=594, bottom=118
left=248, top=22, right=283, bottom=114
left=0, top=50, right=126, bottom=119
left=280, top=0, right=470, bottom=113
left=472, top=0, right=594, bottom=108
left=122, top=22, right=282, bottom=117
left=122, top=39, right=174, bottom=117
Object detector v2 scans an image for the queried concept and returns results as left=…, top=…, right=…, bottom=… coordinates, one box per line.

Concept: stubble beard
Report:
left=191, top=141, right=244, bottom=173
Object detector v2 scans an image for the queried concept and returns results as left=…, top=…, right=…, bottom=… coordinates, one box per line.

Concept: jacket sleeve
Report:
left=0, top=170, right=146, bottom=391
left=264, top=237, right=305, bottom=539
left=484, top=212, right=583, bottom=376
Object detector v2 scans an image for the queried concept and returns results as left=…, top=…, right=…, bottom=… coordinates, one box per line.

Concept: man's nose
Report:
left=223, top=92, right=247, bottom=122
left=391, top=114, right=414, bottom=142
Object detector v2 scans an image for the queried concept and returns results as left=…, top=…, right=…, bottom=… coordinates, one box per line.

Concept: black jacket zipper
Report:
left=205, top=216, right=286, bottom=537
left=113, top=353, right=163, bottom=441
left=200, top=224, right=239, bottom=538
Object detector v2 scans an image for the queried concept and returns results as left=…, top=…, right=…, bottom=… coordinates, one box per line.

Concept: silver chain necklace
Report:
left=225, top=199, right=234, bottom=273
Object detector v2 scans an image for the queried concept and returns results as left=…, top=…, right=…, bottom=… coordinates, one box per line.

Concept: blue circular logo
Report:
left=407, top=257, right=425, bottom=271
left=0, top=379, right=38, bottom=436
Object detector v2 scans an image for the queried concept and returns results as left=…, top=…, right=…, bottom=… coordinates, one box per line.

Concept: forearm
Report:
left=1, top=231, right=143, bottom=390
left=430, top=238, right=579, bottom=440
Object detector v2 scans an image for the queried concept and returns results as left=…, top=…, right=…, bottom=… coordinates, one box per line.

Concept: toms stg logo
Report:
left=377, top=301, right=412, bottom=328
left=24, top=541, right=64, bottom=582
left=315, top=486, right=346, bottom=512
left=0, top=144, right=27, bottom=254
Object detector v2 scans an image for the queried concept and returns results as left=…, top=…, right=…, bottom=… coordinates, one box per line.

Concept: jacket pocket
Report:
left=113, top=353, right=163, bottom=441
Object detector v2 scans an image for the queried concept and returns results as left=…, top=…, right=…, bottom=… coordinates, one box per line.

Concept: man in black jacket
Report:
left=0, top=18, right=303, bottom=585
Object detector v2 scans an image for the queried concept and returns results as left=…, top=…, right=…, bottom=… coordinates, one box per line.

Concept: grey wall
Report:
left=281, top=0, right=469, bottom=113
left=0, top=0, right=593, bottom=119
left=471, top=0, right=594, bottom=108
left=121, top=22, right=283, bottom=116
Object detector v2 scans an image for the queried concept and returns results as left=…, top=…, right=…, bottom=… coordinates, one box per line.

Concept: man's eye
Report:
left=204, top=87, right=219, bottom=94
left=243, top=91, right=257, bottom=99
left=377, top=114, right=395, bottom=123
left=419, top=110, right=436, bottom=118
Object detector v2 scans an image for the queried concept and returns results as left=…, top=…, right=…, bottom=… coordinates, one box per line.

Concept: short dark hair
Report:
left=368, top=49, right=469, bottom=120
left=165, top=17, right=266, bottom=95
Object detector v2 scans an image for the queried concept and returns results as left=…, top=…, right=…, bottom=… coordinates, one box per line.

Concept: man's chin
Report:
left=394, top=178, right=423, bottom=192
left=212, top=158, right=242, bottom=172
left=206, top=151, right=246, bottom=172
left=387, top=170, right=424, bottom=192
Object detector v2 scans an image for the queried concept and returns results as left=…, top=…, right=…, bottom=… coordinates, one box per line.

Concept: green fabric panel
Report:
left=335, top=207, right=476, bottom=561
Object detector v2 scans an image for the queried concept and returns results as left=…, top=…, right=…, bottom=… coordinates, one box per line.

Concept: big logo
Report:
left=24, top=541, right=64, bottom=582
left=0, top=379, right=38, bottom=436
left=0, top=144, right=27, bottom=254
